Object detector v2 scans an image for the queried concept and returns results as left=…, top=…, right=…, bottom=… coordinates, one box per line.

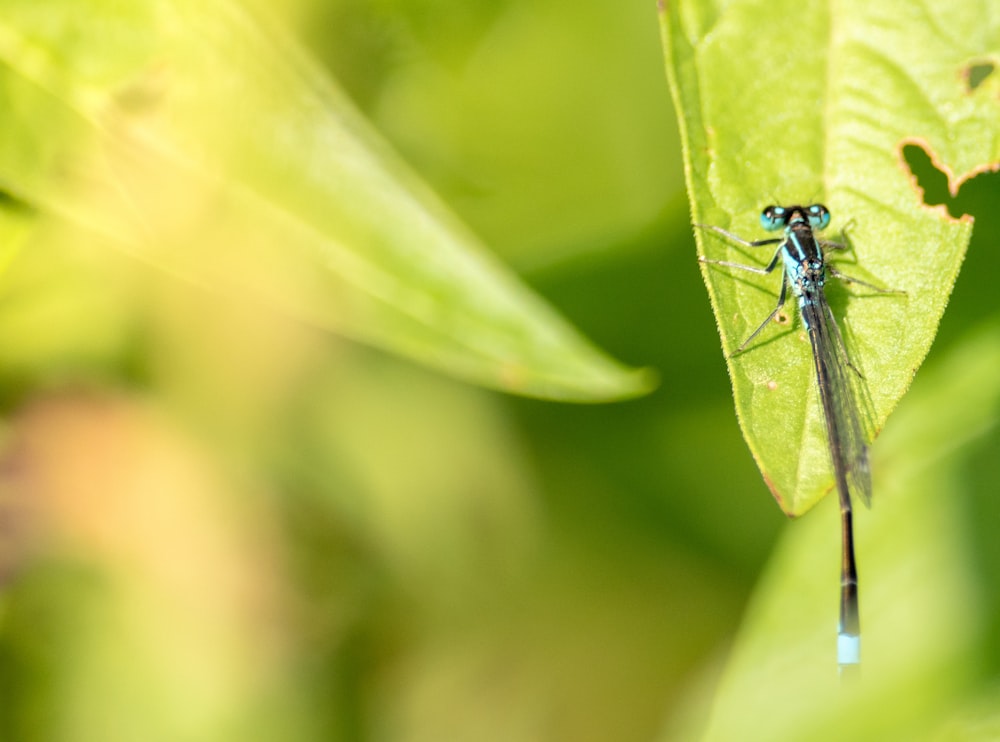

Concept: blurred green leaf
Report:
left=929, top=684, right=1000, bottom=741
left=688, top=324, right=1000, bottom=742
left=659, top=0, right=999, bottom=513
left=352, top=0, right=685, bottom=267
left=0, top=0, right=653, bottom=402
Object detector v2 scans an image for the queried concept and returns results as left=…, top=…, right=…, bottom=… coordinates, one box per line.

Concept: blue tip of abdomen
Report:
left=838, top=630, right=861, bottom=666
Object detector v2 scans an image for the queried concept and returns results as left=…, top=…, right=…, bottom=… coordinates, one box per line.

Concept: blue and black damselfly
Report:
left=697, top=204, right=901, bottom=672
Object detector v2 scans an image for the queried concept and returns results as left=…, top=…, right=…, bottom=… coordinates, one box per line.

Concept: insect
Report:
left=697, top=204, right=901, bottom=671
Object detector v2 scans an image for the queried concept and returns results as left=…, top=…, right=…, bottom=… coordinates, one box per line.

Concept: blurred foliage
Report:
left=0, top=0, right=651, bottom=402
left=0, top=1, right=997, bottom=742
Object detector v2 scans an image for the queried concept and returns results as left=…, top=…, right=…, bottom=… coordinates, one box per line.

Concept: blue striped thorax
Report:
left=764, top=204, right=832, bottom=320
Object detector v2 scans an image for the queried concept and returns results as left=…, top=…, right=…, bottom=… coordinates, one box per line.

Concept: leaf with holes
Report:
left=658, top=0, right=1000, bottom=515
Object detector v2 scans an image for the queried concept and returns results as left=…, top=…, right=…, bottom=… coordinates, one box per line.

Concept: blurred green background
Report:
left=1, top=1, right=999, bottom=740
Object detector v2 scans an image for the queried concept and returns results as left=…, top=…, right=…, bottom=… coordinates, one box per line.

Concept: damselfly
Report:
left=697, top=204, right=899, bottom=672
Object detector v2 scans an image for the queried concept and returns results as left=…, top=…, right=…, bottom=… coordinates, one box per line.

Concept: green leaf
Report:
left=659, top=0, right=999, bottom=514
left=0, top=0, right=653, bottom=402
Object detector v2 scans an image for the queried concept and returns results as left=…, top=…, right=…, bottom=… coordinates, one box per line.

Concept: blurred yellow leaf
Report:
left=0, top=0, right=652, bottom=401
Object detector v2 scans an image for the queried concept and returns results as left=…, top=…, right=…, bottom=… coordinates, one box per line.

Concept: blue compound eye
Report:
left=760, top=205, right=786, bottom=231
left=807, top=204, right=831, bottom=230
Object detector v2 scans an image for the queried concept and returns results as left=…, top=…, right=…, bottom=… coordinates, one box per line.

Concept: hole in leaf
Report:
left=775, top=311, right=790, bottom=325
left=903, top=138, right=1000, bottom=358
left=965, top=61, right=995, bottom=91
left=902, top=142, right=1000, bottom=219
